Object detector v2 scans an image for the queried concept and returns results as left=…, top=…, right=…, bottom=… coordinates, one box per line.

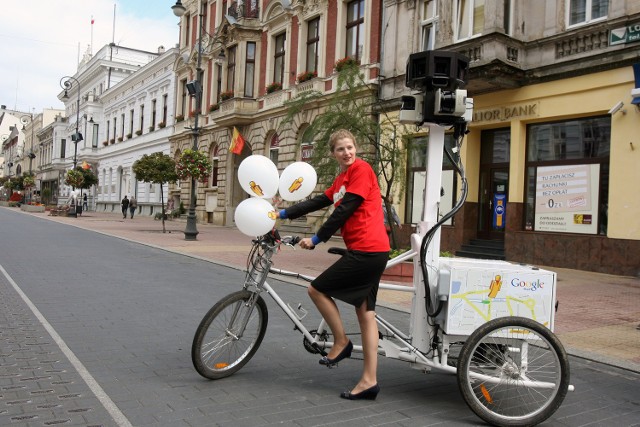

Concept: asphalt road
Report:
left=1, top=208, right=639, bottom=426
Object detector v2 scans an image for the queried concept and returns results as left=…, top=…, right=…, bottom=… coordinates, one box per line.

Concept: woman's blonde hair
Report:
left=329, top=129, right=357, bottom=152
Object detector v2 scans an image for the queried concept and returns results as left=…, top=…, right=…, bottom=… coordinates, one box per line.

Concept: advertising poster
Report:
left=534, top=164, right=599, bottom=234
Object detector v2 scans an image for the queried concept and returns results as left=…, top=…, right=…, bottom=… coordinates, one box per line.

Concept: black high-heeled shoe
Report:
left=340, top=384, right=380, bottom=400
left=319, top=340, right=353, bottom=367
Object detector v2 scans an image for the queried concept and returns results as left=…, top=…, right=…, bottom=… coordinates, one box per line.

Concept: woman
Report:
left=276, top=129, right=390, bottom=400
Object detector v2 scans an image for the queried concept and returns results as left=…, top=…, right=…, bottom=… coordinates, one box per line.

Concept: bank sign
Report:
left=610, top=23, right=640, bottom=46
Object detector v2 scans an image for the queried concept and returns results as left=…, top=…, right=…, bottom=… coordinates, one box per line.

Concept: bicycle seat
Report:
left=328, top=247, right=347, bottom=256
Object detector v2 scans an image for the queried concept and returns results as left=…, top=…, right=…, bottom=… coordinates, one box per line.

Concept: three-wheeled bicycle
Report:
left=191, top=121, right=572, bottom=426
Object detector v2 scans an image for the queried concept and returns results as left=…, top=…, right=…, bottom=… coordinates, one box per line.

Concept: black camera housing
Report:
left=403, top=50, right=470, bottom=125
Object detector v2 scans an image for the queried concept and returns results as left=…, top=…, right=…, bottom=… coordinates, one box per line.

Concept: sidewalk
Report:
left=29, top=209, right=640, bottom=373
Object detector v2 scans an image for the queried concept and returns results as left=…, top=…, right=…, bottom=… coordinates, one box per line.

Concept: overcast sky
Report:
left=0, top=0, right=179, bottom=114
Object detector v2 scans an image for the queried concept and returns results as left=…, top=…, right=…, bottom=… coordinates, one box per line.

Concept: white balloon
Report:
left=278, top=162, right=318, bottom=201
left=238, top=155, right=279, bottom=198
left=234, top=197, right=276, bottom=236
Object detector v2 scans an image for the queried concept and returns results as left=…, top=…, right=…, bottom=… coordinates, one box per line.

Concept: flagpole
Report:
left=91, top=15, right=94, bottom=55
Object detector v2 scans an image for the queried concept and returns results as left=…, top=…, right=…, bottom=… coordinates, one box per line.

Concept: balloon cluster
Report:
left=234, top=155, right=317, bottom=236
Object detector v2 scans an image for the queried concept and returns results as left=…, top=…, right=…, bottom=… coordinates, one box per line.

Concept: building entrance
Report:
left=477, top=129, right=510, bottom=240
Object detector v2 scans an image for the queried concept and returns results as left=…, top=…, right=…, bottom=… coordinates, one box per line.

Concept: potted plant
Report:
left=102, top=140, right=108, bottom=146
left=117, top=136, right=123, bottom=142
left=126, top=133, right=133, bottom=139
left=335, top=56, right=358, bottom=72
left=110, top=138, right=115, bottom=144
left=175, top=115, right=184, bottom=122
left=220, top=91, right=234, bottom=101
left=176, top=149, right=213, bottom=183
left=135, top=129, right=143, bottom=136
left=297, top=71, right=317, bottom=83
left=209, top=103, right=220, bottom=112
left=149, top=125, right=155, bottom=132
left=65, top=169, right=85, bottom=188
left=266, top=82, right=283, bottom=94
left=158, top=122, right=166, bottom=128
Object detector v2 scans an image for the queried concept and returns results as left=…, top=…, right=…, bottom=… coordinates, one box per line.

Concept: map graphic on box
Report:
left=439, top=259, right=556, bottom=336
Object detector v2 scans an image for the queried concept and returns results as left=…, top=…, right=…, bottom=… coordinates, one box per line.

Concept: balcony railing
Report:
left=227, top=1, right=259, bottom=19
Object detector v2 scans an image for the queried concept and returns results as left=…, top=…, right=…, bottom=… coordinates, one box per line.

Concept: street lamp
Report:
left=60, top=75, right=84, bottom=217
left=60, top=76, right=83, bottom=170
left=172, top=0, right=205, bottom=241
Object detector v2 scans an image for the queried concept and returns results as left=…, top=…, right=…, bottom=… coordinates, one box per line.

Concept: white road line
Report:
left=0, top=264, right=133, bottom=427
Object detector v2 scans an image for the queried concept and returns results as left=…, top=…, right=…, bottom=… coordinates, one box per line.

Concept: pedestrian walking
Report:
left=121, top=195, right=129, bottom=219
left=83, top=193, right=88, bottom=211
left=129, top=196, right=137, bottom=219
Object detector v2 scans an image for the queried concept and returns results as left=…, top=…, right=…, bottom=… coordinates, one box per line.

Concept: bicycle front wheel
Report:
left=192, top=290, right=268, bottom=379
left=457, top=316, right=569, bottom=426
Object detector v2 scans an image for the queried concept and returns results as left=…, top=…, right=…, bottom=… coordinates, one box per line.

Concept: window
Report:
left=346, top=0, right=365, bottom=60
left=406, top=134, right=458, bottom=224
left=273, top=33, right=286, bottom=85
left=245, top=42, right=256, bottom=98
left=151, top=99, right=157, bottom=128
left=120, top=113, right=125, bottom=137
left=269, top=133, right=280, bottom=165
left=184, top=13, right=191, bottom=47
left=216, top=63, right=222, bottom=103
left=106, top=120, right=110, bottom=142
left=421, top=0, right=437, bottom=50
left=226, top=46, right=236, bottom=92
left=61, top=138, right=66, bottom=159
left=180, top=79, right=188, bottom=115
left=139, top=105, right=145, bottom=132
left=113, top=117, right=117, bottom=140
left=306, top=18, right=320, bottom=73
left=568, top=0, right=608, bottom=26
left=162, top=94, right=168, bottom=124
left=456, top=0, right=484, bottom=40
left=92, top=124, right=99, bottom=148
left=210, top=145, right=219, bottom=187
left=525, top=116, right=610, bottom=234
left=130, top=109, right=134, bottom=134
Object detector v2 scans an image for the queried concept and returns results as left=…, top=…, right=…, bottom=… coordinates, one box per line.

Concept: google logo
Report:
left=511, top=278, right=545, bottom=291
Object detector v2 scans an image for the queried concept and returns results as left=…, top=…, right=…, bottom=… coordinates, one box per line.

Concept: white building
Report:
left=56, top=44, right=171, bottom=209
left=96, top=46, right=178, bottom=216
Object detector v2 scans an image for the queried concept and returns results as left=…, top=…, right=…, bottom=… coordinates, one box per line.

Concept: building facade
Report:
left=96, top=47, right=179, bottom=215
left=169, top=0, right=382, bottom=225
left=377, top=0, right=640, bottom=276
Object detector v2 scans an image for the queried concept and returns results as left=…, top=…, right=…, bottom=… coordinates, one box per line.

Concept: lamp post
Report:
left=60, top=75, right=84, bottom=217
left=172, top=0, right=205, bottom=241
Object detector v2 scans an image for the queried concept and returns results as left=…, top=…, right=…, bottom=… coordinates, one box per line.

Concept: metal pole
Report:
left=183, top=0, right=204, bottom=241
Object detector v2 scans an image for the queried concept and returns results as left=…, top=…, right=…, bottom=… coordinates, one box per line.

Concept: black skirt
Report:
left=311, top=250, right=389, bottom=311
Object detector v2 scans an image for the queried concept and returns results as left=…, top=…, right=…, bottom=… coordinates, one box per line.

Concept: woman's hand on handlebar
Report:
left=299, top=237, right=315, bottom=250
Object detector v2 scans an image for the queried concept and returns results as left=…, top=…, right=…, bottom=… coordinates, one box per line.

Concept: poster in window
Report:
left=534, top=164, right=599, bottom=234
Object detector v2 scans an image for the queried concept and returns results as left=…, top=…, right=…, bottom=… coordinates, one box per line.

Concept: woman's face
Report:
left=332, top=137, right=357, bottom=170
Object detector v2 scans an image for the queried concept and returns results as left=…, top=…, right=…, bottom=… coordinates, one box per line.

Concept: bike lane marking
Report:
left=0, top=263, right=133, bottom=427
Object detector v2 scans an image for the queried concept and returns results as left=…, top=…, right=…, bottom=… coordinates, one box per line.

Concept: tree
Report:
left=281, top=61, right=410, bottom=248
left=132, top=152, right=178, bottom=233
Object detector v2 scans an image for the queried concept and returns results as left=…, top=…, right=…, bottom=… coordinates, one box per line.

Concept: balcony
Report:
left=452, top=19, right=638, bottom=95
left=227, top=1, right=259, bottom=19
left=291, top=78, right=325, bottom=98
left=261, top=89, right=290, bottom=111
left=213, top=97, right=259, bottom=126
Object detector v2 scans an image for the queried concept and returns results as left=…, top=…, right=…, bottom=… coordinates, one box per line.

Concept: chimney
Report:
left=158, top=45, right=166, bottom=54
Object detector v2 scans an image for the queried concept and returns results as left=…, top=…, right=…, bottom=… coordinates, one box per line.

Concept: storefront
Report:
left=437, top=65, right=640, bottom=276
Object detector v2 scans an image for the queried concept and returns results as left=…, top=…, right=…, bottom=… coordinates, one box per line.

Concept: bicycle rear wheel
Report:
left=192, top=290, right=268, bottom=379
left=457, top=316, right=569, bottom=426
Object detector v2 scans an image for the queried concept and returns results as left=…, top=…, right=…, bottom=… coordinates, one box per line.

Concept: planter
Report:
left=381, top=261, right=413, bottom=283
left=21, top=204, right=45, bottom=213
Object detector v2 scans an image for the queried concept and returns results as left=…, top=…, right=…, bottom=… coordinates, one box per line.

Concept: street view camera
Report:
left=399, top=50, right=471, bottom=126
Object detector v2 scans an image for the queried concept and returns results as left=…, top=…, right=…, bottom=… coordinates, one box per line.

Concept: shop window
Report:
left=568, top=0, right=608, bottom=27
left=406, top=134, right=458, bottom=225
left=346, top=0, right=365, bottom=60
left=455, top=0, right=484, bottom=41
left=524, top=116, right=610, bottom=234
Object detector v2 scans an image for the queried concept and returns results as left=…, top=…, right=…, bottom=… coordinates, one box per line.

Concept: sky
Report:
left=0, top=0, right=180, bottom=114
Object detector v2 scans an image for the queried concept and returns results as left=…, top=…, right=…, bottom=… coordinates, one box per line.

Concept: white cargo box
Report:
left=437, top=258, right=556, bottom=335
